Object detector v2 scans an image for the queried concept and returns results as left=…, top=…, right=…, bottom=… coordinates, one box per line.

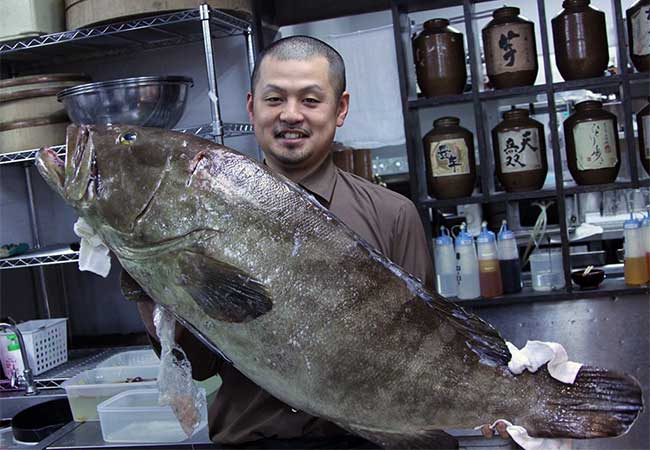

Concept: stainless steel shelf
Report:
left=0, top=122, right=254, bottom=165
left=0, top=245, right=79, bottom=270
left=0, top=8, right=251, bottom=70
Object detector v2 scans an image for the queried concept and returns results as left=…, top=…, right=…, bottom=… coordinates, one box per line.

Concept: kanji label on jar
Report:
left=643, top=116, right=650, bottom=159
left=631, top=7, right=650, bottom=57
left=497, top=128, right=542, bottom=173
left=573, top=120, right=618, bottom=171
left=486, top=23, right=536, bottom=74
left=430, top=138, right=470, bottom=177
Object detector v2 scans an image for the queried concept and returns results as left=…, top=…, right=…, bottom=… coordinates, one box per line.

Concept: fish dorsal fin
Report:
left=424, top=292, right=511, bottom=367
left=176, top=251, right=272, bottom=323
left=343, top=425, right=459, bottom=449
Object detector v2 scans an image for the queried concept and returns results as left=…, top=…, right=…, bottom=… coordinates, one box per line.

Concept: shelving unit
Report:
left=0, top=6, right=259, bottom=312
left=391, top=0, right=650, bottom=303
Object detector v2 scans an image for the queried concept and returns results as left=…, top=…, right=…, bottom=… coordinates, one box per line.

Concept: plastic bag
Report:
left=153, top=305, right=206, bottom=437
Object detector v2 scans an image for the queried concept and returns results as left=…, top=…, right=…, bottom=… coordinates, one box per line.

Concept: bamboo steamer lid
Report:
left=0, top=114, right=69, bottom=154
left=0, top=74, right=90, bottom=95
left=65, top=0, right=253, bottom=30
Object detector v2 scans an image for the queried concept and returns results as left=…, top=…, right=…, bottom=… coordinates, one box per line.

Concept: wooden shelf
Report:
left=454, top=278, right=649, bottom=309
left=479, top=84, right=548, bottom=101
left=552, top=74, right=623, bottom=93
left=422, top=189, right=559, bottom=209
left=408, top=92, right=473, bottom=109
left=563, top=181, right=636, bottom=195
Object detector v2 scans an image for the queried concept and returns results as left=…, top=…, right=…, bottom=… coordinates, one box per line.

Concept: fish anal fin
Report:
left=176, top=251, right=272, bottom=323
left=344, top=425, right=458, bottom=450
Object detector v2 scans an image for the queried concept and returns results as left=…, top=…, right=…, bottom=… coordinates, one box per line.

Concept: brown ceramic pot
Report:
left=627, top=0, right=650, bottom=73
left=353, top=149, right=373, bottom=180
left=563, top=100, right=620, bottom=185
left=423, top=117, right=476, bottom=199
left=638, top=100, right=650, bottom=175
left=413, top=18, right=467, bottom=97
left=482, top=6, right=538, bottom=89
left=552, top=0, right=609, bottom=80
left=492, top=109, right=548, bottom=192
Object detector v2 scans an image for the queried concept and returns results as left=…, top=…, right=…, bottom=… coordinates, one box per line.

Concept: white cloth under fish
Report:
left=486, top=420, right=573, bottom=450
left=73, top=217, right=111, bottom=277
left=476, top=341, right=583, bottom=450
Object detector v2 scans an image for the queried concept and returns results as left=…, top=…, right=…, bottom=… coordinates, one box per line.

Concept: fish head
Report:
left=36, top=124, right=182, bottom=237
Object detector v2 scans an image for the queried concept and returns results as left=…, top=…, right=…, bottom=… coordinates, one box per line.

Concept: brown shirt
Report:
left=163, top=155, right=435, bottom=445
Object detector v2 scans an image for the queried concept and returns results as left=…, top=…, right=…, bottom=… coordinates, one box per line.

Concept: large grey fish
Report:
left=36, top=124, right=643, bottom=449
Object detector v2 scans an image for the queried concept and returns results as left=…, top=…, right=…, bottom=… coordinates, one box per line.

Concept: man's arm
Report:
left=121, top=270, right=225, bottom=381
left=390, top=201, right=435, bottom=291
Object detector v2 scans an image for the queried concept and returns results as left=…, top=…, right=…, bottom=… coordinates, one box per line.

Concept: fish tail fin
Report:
left=526, top=366, right=643, bottom=439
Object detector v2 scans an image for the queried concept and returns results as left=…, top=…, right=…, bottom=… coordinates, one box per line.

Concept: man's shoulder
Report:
left=336, top=169, right=417, bottom=218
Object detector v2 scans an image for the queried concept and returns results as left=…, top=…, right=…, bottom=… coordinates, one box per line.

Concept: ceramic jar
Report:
left=482, top=6, right=538, bottom=89
left=413, top=19, right=467, bottom=97
left=423, top=117, right=476, bottom=199
left=492, top=109, right=548, bottom=192
left=563, top=100, right=620, bottom=185
left=552, top=0, right=609, bottom=80
left=627, top=0, right=650, bottom=72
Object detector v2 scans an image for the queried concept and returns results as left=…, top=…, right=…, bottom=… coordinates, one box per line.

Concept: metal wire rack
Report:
left=0, top=8, right=251, bottom=71
left=0, top=122, right=254, bottom=165
left=0, top=246, right=80, bottom=270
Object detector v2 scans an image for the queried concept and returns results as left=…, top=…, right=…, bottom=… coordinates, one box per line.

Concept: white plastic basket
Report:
left=0, top=318, right=68, bottom=376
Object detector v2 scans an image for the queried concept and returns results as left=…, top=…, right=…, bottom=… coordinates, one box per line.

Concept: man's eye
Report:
left=265, top=97, right=282, bottom=103
left=304, top=98, right=320, bottom=104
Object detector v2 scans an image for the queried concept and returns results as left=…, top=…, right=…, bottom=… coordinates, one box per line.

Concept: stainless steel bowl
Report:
left=57, top=76, right=193, bottom=129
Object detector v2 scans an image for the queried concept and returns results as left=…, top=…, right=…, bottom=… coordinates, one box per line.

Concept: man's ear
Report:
left=246, top=92, right=254, bottom=123
left=336, top=91, right=350, bottom=128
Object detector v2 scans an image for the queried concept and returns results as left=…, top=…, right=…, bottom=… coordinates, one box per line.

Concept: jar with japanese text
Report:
left=627, top=0, right=650, bottom=73
left=563, top=100, right=620, bottom=185
left=637, top=100, right=650, bottom=175
left=413, top=18, right=467, bottom=97
left=482, top=6, right=538, bottom=89
left=552, top=0, right=609, bottom=80
left=492, top=108, right=548, bottom=192
left=423, top=117, right=476, bottom=199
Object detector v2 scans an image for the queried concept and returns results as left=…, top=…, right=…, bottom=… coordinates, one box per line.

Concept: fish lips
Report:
left=36, top=124, right=96, bottom=206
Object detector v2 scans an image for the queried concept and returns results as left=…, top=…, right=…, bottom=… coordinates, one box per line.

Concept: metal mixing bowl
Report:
left=57, top=76, right=193, bottom=129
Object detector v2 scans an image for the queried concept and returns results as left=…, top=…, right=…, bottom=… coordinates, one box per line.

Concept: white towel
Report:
left=73, top=217, right=111, bottom=278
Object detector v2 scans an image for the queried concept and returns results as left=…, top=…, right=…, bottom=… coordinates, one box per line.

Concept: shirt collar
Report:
left=296, top=154, right=338, bottom=207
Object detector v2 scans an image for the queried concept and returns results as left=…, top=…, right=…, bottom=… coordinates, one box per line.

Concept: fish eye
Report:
left=119, top=132, right=137, bottom=145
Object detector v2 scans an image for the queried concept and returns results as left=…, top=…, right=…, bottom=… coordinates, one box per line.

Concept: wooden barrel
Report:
left=65, top=0, right=253, bottom=30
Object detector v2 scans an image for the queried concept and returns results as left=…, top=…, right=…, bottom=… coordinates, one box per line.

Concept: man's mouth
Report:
left=275, top=129, right=310, bottom=140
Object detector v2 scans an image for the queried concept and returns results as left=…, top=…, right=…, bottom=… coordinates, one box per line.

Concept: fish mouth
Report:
left=36, top=124, right=96, bottom=205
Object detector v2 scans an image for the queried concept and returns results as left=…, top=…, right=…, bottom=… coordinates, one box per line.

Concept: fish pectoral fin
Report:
left=176, top=251, right=272, bottom=323
left=120, top=269, right=152, bottom=302
left=343, top=425, right=458, bottom=450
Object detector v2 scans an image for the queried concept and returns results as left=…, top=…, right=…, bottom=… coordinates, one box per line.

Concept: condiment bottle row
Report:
left=434, top=221, right=523, bottom=300
left=413, top=0, right=649, bottom=97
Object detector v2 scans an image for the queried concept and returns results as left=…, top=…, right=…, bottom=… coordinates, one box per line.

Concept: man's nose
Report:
left=279, top=100, right=303, bottom=124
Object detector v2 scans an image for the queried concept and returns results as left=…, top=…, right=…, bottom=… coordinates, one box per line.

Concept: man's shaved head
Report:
left=251, top=35, right=346, bottom=99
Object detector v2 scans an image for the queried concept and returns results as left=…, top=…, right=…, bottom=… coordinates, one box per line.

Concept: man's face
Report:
left=247, top=56, right=349, bottom=177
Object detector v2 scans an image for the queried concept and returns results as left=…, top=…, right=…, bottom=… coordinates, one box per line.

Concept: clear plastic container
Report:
left=434, top=227, right=458, bottom=298
left=642, top=214, right=650, bottom=281
left=97, top=349, right=159, bottom=368
left=62, top=366, right=158, bottom=421
left=529, top=249, right=565, bottom=291
left=97, top=388, right=209, bottom=443
left=455, top=224, right=480, bottom=300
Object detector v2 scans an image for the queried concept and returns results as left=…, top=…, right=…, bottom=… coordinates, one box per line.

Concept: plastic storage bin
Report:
left=62, top=366, right=158, bottom=421
left=0, top=318, right=68, bottom=376
left=97, top=349, right=159, bottom=368
left=530, top=250, right=565, bottom=291
left=97, top=388, right=208, bottom=443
